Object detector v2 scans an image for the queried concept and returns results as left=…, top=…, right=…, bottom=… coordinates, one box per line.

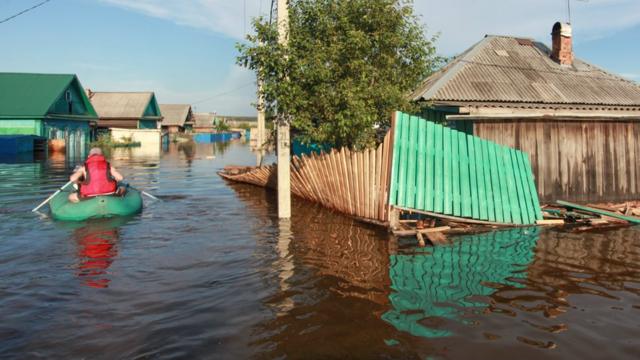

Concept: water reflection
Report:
left=383, top=228, right=540, bottom=338
left=56, top=217, right=132, bottom=289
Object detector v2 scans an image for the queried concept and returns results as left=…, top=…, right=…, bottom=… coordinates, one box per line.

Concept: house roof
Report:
left=411, top=35, right=640, bottom=109
left=193, top=113, right=215, bottom=128
left=0, top=72, right=97, bottom=118
left=90, top=92, right=161, bottom=119
left=159, top=104, right=192, bottom=126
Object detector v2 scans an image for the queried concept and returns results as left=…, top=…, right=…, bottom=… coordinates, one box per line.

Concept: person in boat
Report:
left=68, top=148, right=125, bottom=203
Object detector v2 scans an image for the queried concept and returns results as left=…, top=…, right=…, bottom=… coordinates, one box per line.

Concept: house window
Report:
left=65, top=90, right=73, bottom=113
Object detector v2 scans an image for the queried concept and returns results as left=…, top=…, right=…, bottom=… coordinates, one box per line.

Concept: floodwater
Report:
left=1, top=140, right=639, bottom=359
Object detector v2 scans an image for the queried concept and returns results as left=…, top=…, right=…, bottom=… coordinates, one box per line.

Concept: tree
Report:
left=237, top=0, right=442, bottom=149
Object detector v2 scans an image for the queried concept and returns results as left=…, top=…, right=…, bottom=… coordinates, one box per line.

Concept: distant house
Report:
left=215, top=115, right=257, bottom=128
left=411, top=22, right=640, bottom=203
left=88, top=91, right=164, bottom=147
left=159, top=104, right=193, bottom=133
left=88, top=91, right=163, bottom=130
left=0, top=72, right=97, bottom=154
left=193, top=112, right=216, bottom=133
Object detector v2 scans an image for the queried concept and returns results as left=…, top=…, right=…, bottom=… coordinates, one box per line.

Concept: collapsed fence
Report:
left=219, top=111, right=542, bottom=226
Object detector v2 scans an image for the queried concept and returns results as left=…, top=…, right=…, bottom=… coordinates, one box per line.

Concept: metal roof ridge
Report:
left=414, top=36, right=494, bottom=101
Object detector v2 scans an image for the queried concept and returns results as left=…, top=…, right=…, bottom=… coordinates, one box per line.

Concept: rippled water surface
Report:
left=1, top=141, right=639, bottom=359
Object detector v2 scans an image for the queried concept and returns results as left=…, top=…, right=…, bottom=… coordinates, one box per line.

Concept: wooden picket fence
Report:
left=219, top=132, right=393, bottom=223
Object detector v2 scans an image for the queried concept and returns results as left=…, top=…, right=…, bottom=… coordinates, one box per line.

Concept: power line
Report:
left=0, top=0, right=52, bottom=25
left=192, top=82, right=255, bottom=105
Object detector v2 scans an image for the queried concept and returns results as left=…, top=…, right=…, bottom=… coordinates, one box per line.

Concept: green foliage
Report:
left=215, top=121, right=231, bottom=132
left=236, top=122, right=254, bottom=130
left=237, top=0, right=443, bottom=149
left=90, top=133, right=141, bottom=150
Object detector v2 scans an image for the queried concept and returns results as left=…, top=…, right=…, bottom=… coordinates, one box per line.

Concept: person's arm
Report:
left=110, top=166, right=124, bottom=182
left=69, top=166, right=85, bottom=184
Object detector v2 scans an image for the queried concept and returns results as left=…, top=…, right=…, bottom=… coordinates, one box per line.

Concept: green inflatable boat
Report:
left=49, top=187, right=143, bottom=221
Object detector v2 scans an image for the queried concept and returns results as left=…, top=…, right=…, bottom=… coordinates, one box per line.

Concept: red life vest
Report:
left=79, top=154, right=117, bottom=197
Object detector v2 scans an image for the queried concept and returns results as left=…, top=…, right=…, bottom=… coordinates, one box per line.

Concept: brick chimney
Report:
left=551, top=22, right=573, bottom=66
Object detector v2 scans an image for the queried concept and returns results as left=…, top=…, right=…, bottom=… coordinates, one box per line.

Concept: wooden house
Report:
left=88, top=91, right=164, bottom=147
left=88, top=91, right=163, bottom=130
left=0, top=72, right=97, bottom=154
left=411, top=22, right=640, bottom=203
left=159, top=104, right=193, bottom=133
left=193, top=112, right=216, bottom=133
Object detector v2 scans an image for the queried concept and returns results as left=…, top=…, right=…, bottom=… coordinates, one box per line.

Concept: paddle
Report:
left=140, top=190, right=160, bottom=201
left=32, top=180, right=73, bottom=212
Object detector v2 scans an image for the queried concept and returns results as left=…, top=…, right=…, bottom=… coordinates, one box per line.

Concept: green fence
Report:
left=389, top=111, right=542, bottom=225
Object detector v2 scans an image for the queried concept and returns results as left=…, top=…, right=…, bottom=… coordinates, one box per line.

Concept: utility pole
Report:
left=276, top=0, right=291, bottom=218
left=256, top=76, right=265, bottom=166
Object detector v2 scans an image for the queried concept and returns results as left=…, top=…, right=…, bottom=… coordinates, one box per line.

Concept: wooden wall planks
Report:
left=474, top=120, right=640, bottom=203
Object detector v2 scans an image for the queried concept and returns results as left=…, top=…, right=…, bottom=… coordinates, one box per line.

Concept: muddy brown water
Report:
left=1, top=141, right=639, bottom=359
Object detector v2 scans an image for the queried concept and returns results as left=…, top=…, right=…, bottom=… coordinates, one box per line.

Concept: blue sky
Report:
left=0, top=0, right=638, bottom=116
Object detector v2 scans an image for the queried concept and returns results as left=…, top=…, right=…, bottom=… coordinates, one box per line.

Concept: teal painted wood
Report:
left=425, top=121, right=435, bottom=212
left=496, top=146, right=512, bottom=224
left=522, top=154, right=543, bottom=220
left=406, top=116, right=419, bottom=209
left=388, top=112, right=542, bottom=225
left=388, top=112, right=402, bottom=205
left=511, top=149, right=529, bottom=225
left=451, top=128, right=461, bottom=217
left=397, top=113, right=409, bottom=206
left=443, top=126, right=452, bottom=215
left=503, top=148, right=520, bottom=224
left=467, top=135, right=480, bottom=219
left=415, top=119, right=426, bottom=210
left=481, top=140, right=496, bottom=222
left=474, top=137, right=488, bottom=220
left=516, top=150, right=536, bottom=224
left=488, top=142, right=503, bottom=222
left=434, top=124, right=444, bottom=213
left=460, top=132, right=472, bottom=218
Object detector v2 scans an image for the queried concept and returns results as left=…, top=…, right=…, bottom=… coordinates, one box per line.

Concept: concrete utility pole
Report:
left=276, top=0, right=291, bottom=218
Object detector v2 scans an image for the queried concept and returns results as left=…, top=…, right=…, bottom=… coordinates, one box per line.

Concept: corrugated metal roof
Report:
left=159, top=104, right=191, bottom=126
left=90, top=92, right=158, bottom=119
left=0, top=72, right=97, bottom=118
left=412, top=36, right=640, bottom=108
left=193, top=112, right=215, bottom=128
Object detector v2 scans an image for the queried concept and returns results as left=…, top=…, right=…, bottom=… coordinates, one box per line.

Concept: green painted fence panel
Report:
left=467, top=135, right=480, bottom=219
left=496, top=146, right=512, bottom=224
left=388, top=112, right=541, bottom=225
left=406, top=116, right=419, bottom=209
left=503, top=148, right=520, bottom=224
left=451, top=129, right=461, bottom=217
left=511, top=149, right=528, bottom=225
left=459, top=132, right=472, bottom=218
left=522, top=154, right=543, bottom=221
left=397, top=114, right=409, bottom=206
left=434, top=124, right=444, bottom=213
left=415, top=119, right=426, bottom=210
left=488, top=142, right=503, bottom=222
left=443, top=126, right=452, bottom=215
left=474, top=137, right=488, bottom=220
left=425, top=121, right=435, bottom=212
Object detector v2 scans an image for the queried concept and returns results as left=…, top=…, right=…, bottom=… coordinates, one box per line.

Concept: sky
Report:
left=0, top=0, right=639, bottom=116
